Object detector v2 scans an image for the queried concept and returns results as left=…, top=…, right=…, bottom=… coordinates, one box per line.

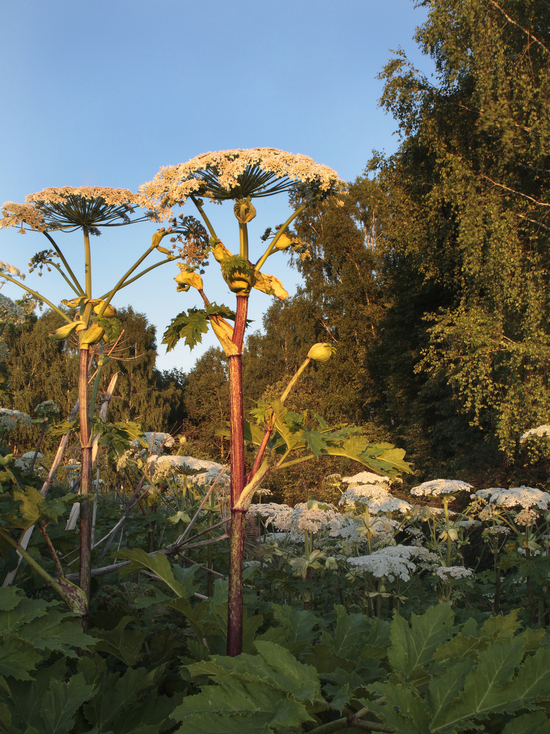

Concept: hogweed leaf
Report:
left=113, top=549, right=187, bottom=597
left=388, top=604, right=455, bottom=679
left=435, top=637, right=526, bottom=730
left=501, top=710, right=549, bottom=734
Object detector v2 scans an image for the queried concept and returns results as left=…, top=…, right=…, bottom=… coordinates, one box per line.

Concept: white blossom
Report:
left=0, top=261, right=25, bottom=280
left=411, top=479, right=473, bottom=497
left=132, top=431, right=175, bottom=453
left=342, top=471, right=390, bottom=487
left=520, top=425, right=550, bottom=442
left=147, top=455, right=227, bottom=485
left=475, top=486, right=550, bottom=510
left=340, top=484, right=411, bottom=515
left=435, top=566, right=474, bottom=580
left=347, top=545, right=431, bottom=582
left=14, top=451, right=44, bottom=471
left=0, top=408, right=32, bottom=432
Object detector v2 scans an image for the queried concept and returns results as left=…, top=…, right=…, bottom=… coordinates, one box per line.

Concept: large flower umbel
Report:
left=140, top=148, right=340, bottom=208
left=1, top=187, right=152, bottom=234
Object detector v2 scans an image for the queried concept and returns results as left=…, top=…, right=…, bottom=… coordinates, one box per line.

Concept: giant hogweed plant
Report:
left=0, top=187, right=206, bottom=624
left=140, top=148, right=411, bottom=655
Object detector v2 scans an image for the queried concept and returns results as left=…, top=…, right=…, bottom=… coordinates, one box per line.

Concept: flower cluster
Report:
left=140, top=148, right=340, bottom=212
left=520, top=425, right=550, bottom=442
left=475, top=486, right=550, bottom=510
left=0, top=408, right=32, bottom=432
left=339, top=484, right=411, bottom=515
left=1, top=187, right=152, bottom=234
left=435, top=565, right=474, bottom=580
left=132, top=432, right=175, bottom=454
left=347, top=545, right=435, bottom=582
left=14, top=451, right=44, bottom=472
left=411, top=479, right=473, bottom=497
left=0, top=262, right=26, bottom=281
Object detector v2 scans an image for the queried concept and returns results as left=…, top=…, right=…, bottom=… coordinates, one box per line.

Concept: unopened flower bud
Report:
left=93, top=300, right=116, bottom=317
left=79, top=323, right=105, bottom=347
left=175, top=268, right=203, bottom=292
left=234, top=198, right=257, bottom=224
left=274, top=233, right=294, bottom=250
left=307, top=343, right=334, bottom=362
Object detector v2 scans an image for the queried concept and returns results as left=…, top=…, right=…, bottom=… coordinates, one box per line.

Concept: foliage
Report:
left=370, top=0, right=550, bottom=475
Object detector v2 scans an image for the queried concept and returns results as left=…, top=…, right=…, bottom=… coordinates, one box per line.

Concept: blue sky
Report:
left=1, top=0, right=433, bottom=372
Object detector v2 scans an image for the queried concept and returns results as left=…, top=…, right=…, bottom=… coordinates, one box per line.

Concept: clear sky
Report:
left=0, top=0, right=434, bottom=373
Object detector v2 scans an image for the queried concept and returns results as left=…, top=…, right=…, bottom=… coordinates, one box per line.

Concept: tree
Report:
left=370, top=0, right=550, bottom=475
left=5, top=306, right=186, bottom=449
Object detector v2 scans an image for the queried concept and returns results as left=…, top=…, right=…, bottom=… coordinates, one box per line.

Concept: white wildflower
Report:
left=340, top=485, right=411, bottom=515
left=0, top=261, right=25, bottom=280
left=342, top=471, right=390, bottom=486
left=520, top=425, right=550, bottom=442
left=132, top=431, right=175, bottom=454
left=292, top=501, right=343, bottom=535
left=435, top=566, right=474, bottom=580
left=14, top=451, right=44, bottom=471
left=411, top=479, right=473, bottom=497
left=249, top=502, right=294, bottom=531
left=147, top=455, right=227, bottom=485
left=140, top=148, right=340, bottom=213
left=0, top=408, right=32, bottom=432
left=475, top=486, right=550, bottom=510
left=514, top=508, right=538, bottom=526
left=347, top=545, right=427, bottom=582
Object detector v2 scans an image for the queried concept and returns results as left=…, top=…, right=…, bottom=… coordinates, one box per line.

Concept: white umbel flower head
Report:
left=140, top=148, right=340, bottom=212
left=520, top=425, right=550, bottom=442
left=475, top=486, right=550, bottom=510
left=435, top=566, right=474, bottom=580
left=347, top=545, right=430, bottom=582
left=342, top=471, right=390, bottom=487
left=411, top=479, right=473, bottom=497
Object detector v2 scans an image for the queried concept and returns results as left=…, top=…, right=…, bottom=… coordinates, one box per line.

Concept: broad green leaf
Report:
left=0, top=639, right=43, bottom=681
left=163, top=308, right=210, bottom=351
left=82, top=666, right=164, bottom=733
left=113, top=549, right=188, bottom=597
left=322, top=605, right=371, bottom=658
left=93, top=616, right=147, bottom=668
left=172, top=677, right=313, bottom=734
left=435, top=637, right=526, bottom=730
left=388, top=604, right=455, bottom=679
left=38, top=672, right=95, bottom=734
left=499, top=646, right=550, bottom=709
left=188, top=642, right=323, bottom=707
left=501, top=710, right=549, bottom=734
left=0, top=595, right=49, bottom=634
left=366, top=682, right=431, bottom=734
left=14, top=610, right=96, bottom=654
left=0, top=588, right=27, bottom=613
left=427, top=658, right=476, bottom=730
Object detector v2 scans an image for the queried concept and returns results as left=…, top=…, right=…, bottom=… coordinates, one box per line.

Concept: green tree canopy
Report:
left=370, top=0, right=550, bottom=476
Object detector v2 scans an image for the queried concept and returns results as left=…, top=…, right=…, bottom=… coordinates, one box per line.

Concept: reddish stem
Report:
left=226, top=295, right=248, bottom=657
left=78, top=348, right=92, bottom=623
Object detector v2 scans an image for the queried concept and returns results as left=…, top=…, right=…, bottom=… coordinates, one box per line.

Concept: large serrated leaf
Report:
left=435, top=637, right=526, bottom=730
left=0, top=639, right=43, bottom=681
left=366, top=682, right=431, bottom=734
left=388, top=604, right=455, bottom=679
left=501, top=710, right=549, bottom=734
left=427, top=658, right=476, bottom=730
left=82, top=666, right=164, bottom=733
left=93, top=616, right=147, bottom=667
left=113, top=549, right=188, bottom=597
left=172, top=677, right=313, bottom=734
